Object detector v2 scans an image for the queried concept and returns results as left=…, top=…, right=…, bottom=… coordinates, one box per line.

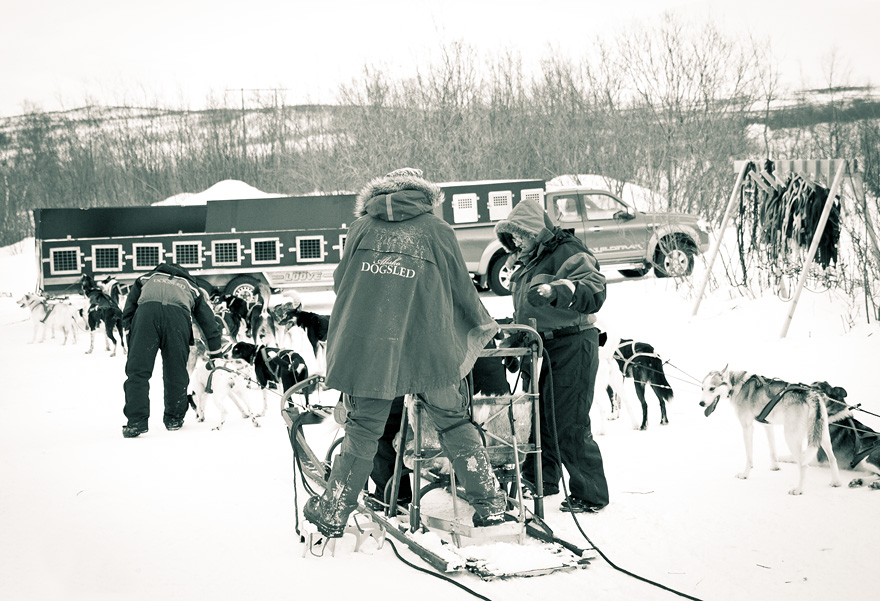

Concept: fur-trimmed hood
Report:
left=494, top=199, right=555, bottom=253
left=354, top=168, right=445, bottom=221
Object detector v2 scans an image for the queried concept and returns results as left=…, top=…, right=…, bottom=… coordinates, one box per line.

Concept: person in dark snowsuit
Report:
left=495, top=199, right=609, bottom=513
left=121, top=263, right=223, bottom=438
left=303, top=168, right=507, bottom=537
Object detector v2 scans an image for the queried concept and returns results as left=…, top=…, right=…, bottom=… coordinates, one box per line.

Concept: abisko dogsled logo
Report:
left=361, top=257, right=415, bottom=278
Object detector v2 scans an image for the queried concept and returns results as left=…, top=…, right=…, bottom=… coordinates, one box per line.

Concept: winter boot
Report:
left=303, top=453, right=374, bottom=538
left=122, top=423, right=148, bottom=438
left=560, top=496, right=606, bottom=513
left=449, top=449, right=507, bottom=526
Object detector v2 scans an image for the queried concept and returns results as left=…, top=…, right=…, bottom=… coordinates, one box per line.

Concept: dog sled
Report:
left=279, top=324, right=595, bottom=580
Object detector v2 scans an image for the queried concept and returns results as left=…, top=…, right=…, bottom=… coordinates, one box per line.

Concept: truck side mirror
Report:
left=613, top=210, right=634, bottom=221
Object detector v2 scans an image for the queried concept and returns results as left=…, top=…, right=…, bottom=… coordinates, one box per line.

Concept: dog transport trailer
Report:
left=32, top=179, right=544, bottom=299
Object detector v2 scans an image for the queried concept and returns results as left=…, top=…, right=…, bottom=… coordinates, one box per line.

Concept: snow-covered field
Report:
left=1, top=234, right=878, bottom=601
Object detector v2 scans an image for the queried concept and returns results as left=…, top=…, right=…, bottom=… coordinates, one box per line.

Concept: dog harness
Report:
left=830, top=416, right=880, bottom=469
left=754, top=381, right=819, bottom=424
left=612, top=341, right=671, bottom=389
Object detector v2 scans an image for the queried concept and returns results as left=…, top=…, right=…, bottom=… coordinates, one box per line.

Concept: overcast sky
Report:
left=2, top=0, right=878, bottom=118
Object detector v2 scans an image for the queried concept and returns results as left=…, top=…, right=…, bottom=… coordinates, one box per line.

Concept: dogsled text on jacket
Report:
left=360, top=257, right=416, bottom=279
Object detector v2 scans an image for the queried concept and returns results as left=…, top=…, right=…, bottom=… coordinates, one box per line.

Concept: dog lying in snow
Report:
left=17, top=293, right=85, bottom=345
left=812, top=381, right=880, bottom=490
left=700, top=368, right=841, bottom=495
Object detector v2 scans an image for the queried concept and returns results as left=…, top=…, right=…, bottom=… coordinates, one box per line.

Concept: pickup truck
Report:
left=466, top=186, right=712, bottom=295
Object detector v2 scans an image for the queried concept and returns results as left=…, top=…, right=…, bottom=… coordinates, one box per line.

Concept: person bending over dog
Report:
left=303, top=168, right=506, bottom=538
left=121, top=263, right=223, bottom=438
left=495, top=199, right=609, bottom=513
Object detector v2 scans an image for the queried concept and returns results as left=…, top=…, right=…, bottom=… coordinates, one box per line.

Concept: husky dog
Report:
left=599, top=331, right=673, bottom=430
left=187, top=341, right=258, bottom=430
left=700, top=368, right=842, bottom=495
left=813, top=381, right=880, bottom=489
left=17, top=293, right=84, bottom=345
left=230, top=341, right=315, bottom=416
left=80, top=274, right=126, bottom=356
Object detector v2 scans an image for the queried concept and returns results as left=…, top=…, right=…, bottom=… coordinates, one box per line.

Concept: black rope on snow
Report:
left=541, top=348, right=706, bottom=601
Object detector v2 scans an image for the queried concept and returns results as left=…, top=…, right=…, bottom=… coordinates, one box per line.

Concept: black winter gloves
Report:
left=527, top=283, right=557, bottom=307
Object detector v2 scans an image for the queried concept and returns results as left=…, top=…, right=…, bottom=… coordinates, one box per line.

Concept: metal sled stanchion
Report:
left=390, top=323, right=546, bottom=541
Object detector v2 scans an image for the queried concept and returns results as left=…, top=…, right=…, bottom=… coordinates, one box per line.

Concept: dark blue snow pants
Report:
left=123, top=303, right=193, bottom=428
left=523, top=329, right=609, bottom=507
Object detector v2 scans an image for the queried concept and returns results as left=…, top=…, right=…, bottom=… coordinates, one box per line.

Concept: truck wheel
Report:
left=488, top=256, right=513, bottom=296
left=653, top=236, right=695, bottom=278
left=224, top=275, right=261, bottom=302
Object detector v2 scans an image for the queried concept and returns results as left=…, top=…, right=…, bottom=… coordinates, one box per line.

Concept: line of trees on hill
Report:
left=1, top=15, right=878, bottom=249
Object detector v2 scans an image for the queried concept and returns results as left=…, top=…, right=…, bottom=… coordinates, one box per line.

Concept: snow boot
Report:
left=122, top=423, right=148, bottom=438
left=449, top=449, right=507, bottom=525
left=560, top=496, right=606, bottom=513
left=303, top=453, right=374, bottom=538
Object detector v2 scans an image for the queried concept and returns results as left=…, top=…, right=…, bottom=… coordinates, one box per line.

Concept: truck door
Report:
left=547, top=192, right=645, bottom=263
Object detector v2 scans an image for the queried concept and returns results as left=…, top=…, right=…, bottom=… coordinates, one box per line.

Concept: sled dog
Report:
left=599, top=331, right=674, bottom=430
left=188, top=342, right=258, bottom=430
left=813, top=381, right=880, bottom=489
left=17, top=293, right=84, bottom=345
left=230, top=341, right=316, bottom=416
left=700, top=368, right=842, bottom=495
left=80, top=274, right=126, bottom=356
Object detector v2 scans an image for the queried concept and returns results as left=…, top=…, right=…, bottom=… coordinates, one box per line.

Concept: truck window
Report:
left=582, top=193, right=624, bottom=221
left=554, top=195, right=582, bottom=223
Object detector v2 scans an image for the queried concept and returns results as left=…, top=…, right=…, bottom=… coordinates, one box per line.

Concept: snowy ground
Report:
left=1, top=237, right=879, bottom=601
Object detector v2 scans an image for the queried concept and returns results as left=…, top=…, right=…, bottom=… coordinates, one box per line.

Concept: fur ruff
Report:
left=353, top=172, right=444, bottom=218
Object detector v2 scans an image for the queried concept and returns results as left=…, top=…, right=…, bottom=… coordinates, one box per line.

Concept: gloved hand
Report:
left=527, top=283, right=557, bottom=307
left=207, top=348, right=226, bottom=359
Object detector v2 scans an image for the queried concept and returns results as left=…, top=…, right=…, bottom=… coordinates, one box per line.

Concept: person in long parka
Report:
left=303, top=168, right=507, bottom=537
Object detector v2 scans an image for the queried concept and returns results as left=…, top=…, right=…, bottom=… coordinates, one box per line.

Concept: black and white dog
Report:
left=230, top=342, right=316, bottom=413
left=213, top=294, right=250, bottom=341
left=80, top=273, right=126, bottom=357
left=599, top=331, right=673, bottom=430
left=290, top=309, right=330, bottom=357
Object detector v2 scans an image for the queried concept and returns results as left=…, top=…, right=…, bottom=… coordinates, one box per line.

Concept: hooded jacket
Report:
left=121, top=263, right=222, bottom=352
left=495, top=200, right=606, bottom=333
left=325, top=170, right=498, bottom=399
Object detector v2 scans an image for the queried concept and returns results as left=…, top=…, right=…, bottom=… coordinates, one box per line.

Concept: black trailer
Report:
left=33, top=179, right=547, bottom=299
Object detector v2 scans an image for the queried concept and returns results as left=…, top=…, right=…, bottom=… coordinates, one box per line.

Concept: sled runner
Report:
left=280, top=325, right=594, bottom=579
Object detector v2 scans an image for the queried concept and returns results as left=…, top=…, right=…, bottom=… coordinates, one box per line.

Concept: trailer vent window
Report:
left=93, top=244, right=123, bottom=271
left=133, top=244, right=162, bottom=270
left=212, top=240, right=241, bottom=266
left=50, top=247, right=80, bottom=275
left=488, top=191, right=513, bottom=221
left=173, top=241, right=202, bottom=268
left=251, top=238, right=280, bottom=265
left=451, top=193, right=479, bottom=224
left=521, top=188, right=545, bottom=209
left=296, top=236, right=324, bottom=263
